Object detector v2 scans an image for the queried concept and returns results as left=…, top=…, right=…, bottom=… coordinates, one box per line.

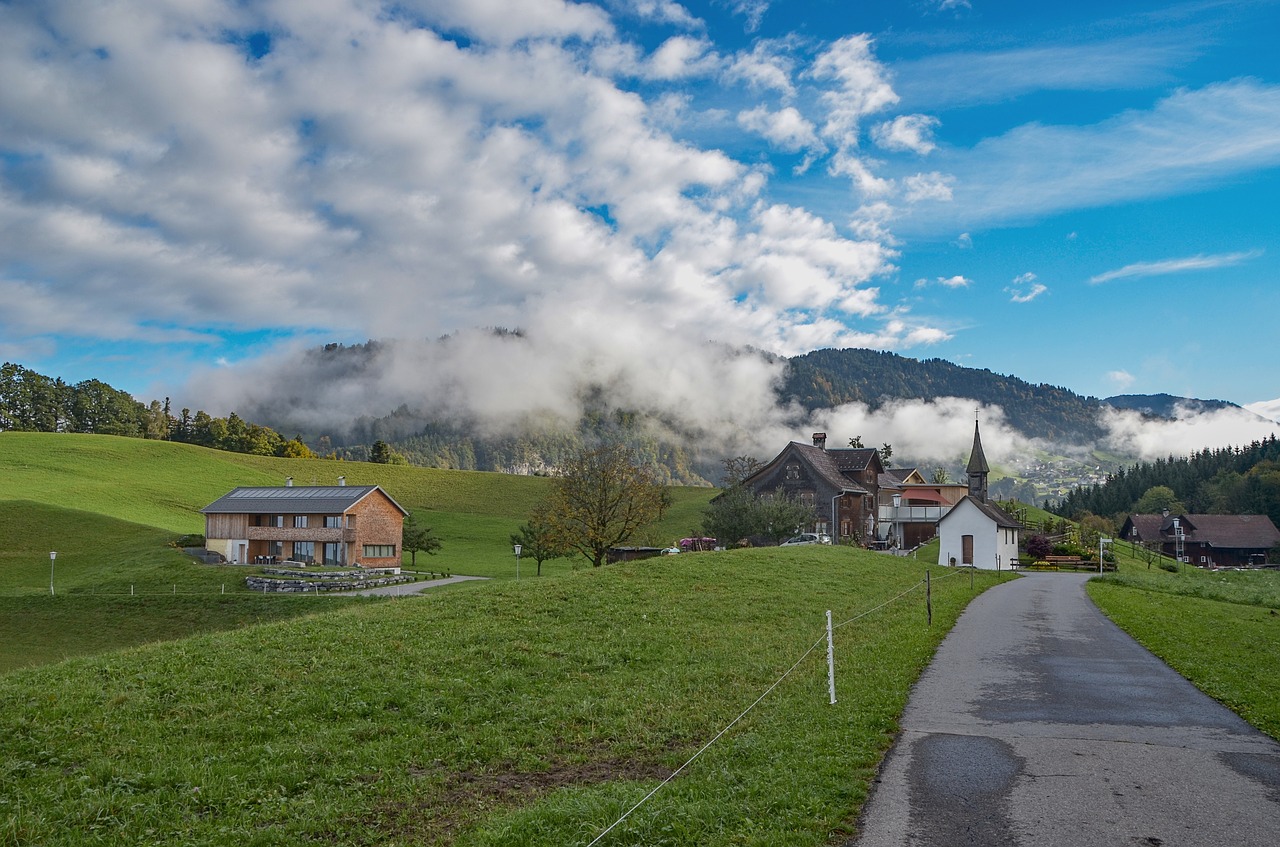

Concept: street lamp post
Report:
left=49, top=551, right=57, bottom=596
left=513, top=544, right=522, bottom=581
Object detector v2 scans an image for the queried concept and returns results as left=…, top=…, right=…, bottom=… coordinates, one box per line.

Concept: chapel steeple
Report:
left=966, top=417, right=990, bottom=503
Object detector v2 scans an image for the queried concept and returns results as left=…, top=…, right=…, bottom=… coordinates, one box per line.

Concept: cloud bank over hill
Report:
left=185, top=330, right=1278, bottom=470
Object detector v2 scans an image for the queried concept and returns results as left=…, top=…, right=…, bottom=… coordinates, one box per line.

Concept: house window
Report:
left=961, top=535, right=974, bottom=565
left=363, top=544, right=397, bottom=558
left=294, top=515, right=308, bottom=528
left=292, top=541, right=315, bottom=562
left=272, top=515, right=284, bottom=527
left=323, top=543, right=344, bottom=565
left=324, top=516, right=342, bottom=528
left=785, top=463, right=800, bottom=481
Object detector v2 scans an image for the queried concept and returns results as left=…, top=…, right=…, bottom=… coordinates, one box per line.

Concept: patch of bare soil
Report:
left=320, top=751, right=674, bottom=845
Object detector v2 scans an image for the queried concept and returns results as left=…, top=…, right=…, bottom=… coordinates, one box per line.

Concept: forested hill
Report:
left=780, top=348, right=1106, bottom=442
left=1052, top=435, right=1280, bottom=526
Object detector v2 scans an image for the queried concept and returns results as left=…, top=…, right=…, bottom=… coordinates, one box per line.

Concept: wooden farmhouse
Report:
left=935, top=422, right=1022, bottom=570
left=743, top=432, right=972, bottom=548
left=1120, top=511, right=1280, bottom=568
left=741, top=432, right=884, bottom=543
left=200, top=479, right=408, bottom=569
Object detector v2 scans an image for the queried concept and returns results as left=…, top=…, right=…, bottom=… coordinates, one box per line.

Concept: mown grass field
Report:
left=0, top=546, right=1006, bottom=847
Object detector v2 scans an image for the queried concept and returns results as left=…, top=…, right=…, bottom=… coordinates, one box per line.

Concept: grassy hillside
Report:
left=0, top=548, right=1007, bottom=846
left=0, top=432, right=717, bottom=669
left=0, top=499, right=369, bottom=672
left=0, top=431, right=717, bottom=580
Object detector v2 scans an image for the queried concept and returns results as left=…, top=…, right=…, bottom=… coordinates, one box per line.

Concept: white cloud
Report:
left=893, top=35, right=1195, bottom=110
left=953, top=232, right=973, bottom=249
left=903, top=171, right=953, bottom=203
left=1100, top=405, right=1279, bottom=461
left=629, top=1, right=704, bottom=29
left=724, top=40, right=797, bottom=97
left=1107, top=370, right=1136, bottom=390
left=1089, top=249, right=1264, bottom=284
left=872, top=114, right=940, bottom=154
left=937, top=275, right=971, bottom=288
left=644, top=35, right=720, bottom=79
left=905, top=80, right=1280, bottom=232
left=737, top=105, right=821, bottom=152
left=1244, top=399, right=1280, bottom=424
left=727, top=1, right=772, bottom=32
left=809, top=35, right=899, bottom=152
left=0, top=0, right=934, bottom=370
left=1005, top=272, right=1048, bottom=303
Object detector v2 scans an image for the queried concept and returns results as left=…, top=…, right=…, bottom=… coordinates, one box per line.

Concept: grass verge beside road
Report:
left=1087, top=567, right=1280, bottom=741
left=0, top=548, right=1010, bottom=847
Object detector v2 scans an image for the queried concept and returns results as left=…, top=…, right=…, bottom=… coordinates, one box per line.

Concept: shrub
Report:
left=1025, top=534, right=1053, bottom=560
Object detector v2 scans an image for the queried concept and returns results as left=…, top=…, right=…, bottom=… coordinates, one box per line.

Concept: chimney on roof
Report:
left=286, top=477, right=293, bottom=487
left=813, top=432, right=827, bottom=450
left=338, top=476, right=346, bottom=486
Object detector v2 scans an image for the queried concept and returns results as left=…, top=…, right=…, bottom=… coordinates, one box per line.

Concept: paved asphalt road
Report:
left=850, top=572, right=1280, bottom=847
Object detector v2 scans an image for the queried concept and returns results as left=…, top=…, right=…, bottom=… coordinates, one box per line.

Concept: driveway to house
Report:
left=333, top=574, right=488, bottom=597
left=851, top=572, right=1280, bottom=847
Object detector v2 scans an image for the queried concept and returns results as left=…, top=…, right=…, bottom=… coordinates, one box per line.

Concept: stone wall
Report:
left=244, top=570, right=416, bottom=593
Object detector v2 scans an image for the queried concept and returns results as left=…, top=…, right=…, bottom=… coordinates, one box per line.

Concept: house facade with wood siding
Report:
left=1120, top=512, right=1280, bottom=567
left=200, top=481, right=408, bottom=568
left=741, top=432, right=884, bottom=543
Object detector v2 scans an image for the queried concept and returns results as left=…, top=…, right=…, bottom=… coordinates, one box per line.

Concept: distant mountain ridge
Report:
left=1102, top=393, right=1244, bottom=419
left=781, top=348, right=1106, bottom=442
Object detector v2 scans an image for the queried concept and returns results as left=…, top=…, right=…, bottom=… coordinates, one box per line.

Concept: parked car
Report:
left=779, top=533, right=832, bottom=547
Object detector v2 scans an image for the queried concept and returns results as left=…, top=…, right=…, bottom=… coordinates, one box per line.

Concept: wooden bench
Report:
left=1028, top=556, right=1115, bottom=572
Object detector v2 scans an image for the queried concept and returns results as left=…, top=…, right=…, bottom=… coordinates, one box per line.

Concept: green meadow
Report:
left=2, top=431, right=1278, bottom=844
left=1, top=546, right=1002, bottom=847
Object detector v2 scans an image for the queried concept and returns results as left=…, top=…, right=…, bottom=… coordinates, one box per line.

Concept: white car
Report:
left=779, top=533, right=832, bottom=547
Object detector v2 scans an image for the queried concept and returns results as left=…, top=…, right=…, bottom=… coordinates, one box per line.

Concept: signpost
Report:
left=49, top=551, right=57, bottom=596
left=513, top=544, right=522, bottom=581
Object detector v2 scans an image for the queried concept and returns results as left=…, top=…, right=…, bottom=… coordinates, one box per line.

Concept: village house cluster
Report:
left=740, top=422, right=1279, bottom=570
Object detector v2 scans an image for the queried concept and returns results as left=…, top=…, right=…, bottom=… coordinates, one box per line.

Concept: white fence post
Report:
left=826, top=610, right=837, bottom=705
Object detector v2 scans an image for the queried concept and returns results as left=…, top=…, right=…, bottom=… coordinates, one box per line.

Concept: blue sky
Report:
left=2, top=0, right=1279, bottom=457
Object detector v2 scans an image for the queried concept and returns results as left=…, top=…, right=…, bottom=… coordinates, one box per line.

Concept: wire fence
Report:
left=586, top=567, right=967, bottom=846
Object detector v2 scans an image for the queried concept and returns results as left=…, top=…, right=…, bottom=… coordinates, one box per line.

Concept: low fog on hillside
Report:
left=181, top=329, right=1280, bottom=472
